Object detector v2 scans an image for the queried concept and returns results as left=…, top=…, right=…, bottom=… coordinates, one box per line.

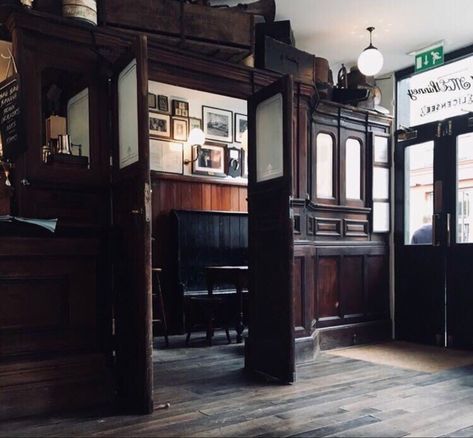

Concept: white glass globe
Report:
left=188, top=128, right=205, bottom=146
left=357, top=47, right=384, bottom=76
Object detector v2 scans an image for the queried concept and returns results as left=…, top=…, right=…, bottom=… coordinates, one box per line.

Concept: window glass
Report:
left=405, top=141, right=434, bottom=244
left=456, top=133, right=473, bottom=243
left=345, top=138, right=361, bottom=200
left=316, top=133, right=333, bottom=198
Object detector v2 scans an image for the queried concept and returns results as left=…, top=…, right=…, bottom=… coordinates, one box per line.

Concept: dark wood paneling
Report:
left=344, top=219, right=369, bottom=238
left=293, top=256, right=304, bottom=330
left=0, top=237, right=111, bottom=419
left=366, top=254, right=390, bottom=317
left=317, top=256, right=340, bottom=320
left=341, top=256, right=364, bottom=318
left=0, top=277, right=68, bottom=331
left=315, top=217, right=342, bottom=237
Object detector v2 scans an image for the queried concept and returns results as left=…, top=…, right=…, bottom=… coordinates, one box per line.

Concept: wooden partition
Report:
left=0, top=236, right=111, bottom=420
left=291, top=101, right=392, bottom=362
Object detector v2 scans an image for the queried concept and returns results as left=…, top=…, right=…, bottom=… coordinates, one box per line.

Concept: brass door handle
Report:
left=446, top=213, right=451, bottom=247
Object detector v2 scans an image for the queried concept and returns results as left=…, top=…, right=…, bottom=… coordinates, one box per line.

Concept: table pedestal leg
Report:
left=235, top=284, right=244, bottom=343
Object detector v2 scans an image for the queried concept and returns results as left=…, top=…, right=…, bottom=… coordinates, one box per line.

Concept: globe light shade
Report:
left=188, top=128, right=205, bottom=146
left=357, top=47, right=384, bottom=77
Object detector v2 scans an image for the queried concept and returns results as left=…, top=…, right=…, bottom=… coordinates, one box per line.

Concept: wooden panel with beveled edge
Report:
left=316, top=256, right=341, bottom=321
left=314, top=217, right=342, bottom=237
left=344, top=218, right=369, bottom=238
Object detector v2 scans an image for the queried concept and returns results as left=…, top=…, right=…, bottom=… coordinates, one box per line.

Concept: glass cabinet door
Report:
left=316, top=132, right=334, bottom=199
left=345, top=138, right=361, bottom=200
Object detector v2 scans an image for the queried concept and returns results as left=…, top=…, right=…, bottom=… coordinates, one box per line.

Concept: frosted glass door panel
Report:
left=345, top=138, right=361, bottom=200
left=316, top=133, right=334, bottom=198
left=118, top=59, right=139, bottom=169
left=256, top=93, right=284, bottom=182
left=67, top=88, right=90, bottom=162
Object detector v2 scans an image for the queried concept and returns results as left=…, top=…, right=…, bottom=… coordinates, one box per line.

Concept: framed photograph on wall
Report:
left=172, top=117, right=188, bottom=141
left=148, top=93, right=157, bottom=110
left=189, top=117, right=202, bottom=131
left=149, top=112, right=170, bottom=138
left=172, top=99, right=189, bottom=117
left=202, top=106, right=233, bottom=143
left=150, top=138, right=183, bottom=174
left=192, top=142, right=226, bottom=177
left=226, top=146, right=242, bottom=178
left=157, top=95, right=169, bottom=113
left=234, top=113, right=248, bottom=143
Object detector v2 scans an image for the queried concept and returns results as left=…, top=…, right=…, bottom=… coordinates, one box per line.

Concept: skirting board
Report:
left=295, top=320, right=392, bottom=365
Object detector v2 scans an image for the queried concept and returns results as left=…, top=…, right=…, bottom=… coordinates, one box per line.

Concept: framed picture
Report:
left=202, top=106, right=233, bottom=143
left=189, top=117, right=202, bottom=131
left=192, top=142, right=226, bottom=177
left=234, top=113, right=248, bottom=143
left=226, top=146, right=242, bottom=178
left=150, top=139, right=183, bottom=174
left=172, top=117, right=188, bottom=141
left=148, top=93, right=157, bottom=110
left=157, top=95, right=169, bottom=113
left=149, top=112, right=170, bottom=138
left=172, top=99, right=189, bottom=118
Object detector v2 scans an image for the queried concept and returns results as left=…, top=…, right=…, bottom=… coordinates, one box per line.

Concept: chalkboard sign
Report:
left=0, top=74, right=24, bottom=160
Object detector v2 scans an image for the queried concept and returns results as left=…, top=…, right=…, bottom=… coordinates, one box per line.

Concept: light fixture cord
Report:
left=367, top=26, right=375, bottom=49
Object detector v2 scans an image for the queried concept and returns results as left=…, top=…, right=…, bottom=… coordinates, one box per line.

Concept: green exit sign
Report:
left=415, top=45, right=444, bottom=72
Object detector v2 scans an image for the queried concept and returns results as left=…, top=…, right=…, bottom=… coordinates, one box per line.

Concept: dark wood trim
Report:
left=151, top=172, right=247, bottom=187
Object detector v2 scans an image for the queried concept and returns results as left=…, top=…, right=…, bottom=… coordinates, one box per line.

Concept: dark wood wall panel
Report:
left=317, top=257, right=340, bottom=320
left=152, top=176, right=247, bottom=266
left=293, top=256, right=304, bottom=330
left=341, top=256, right=364, bottom=318
left=366, top=255, right=390, bottom=317
left=0, top=237, right=111, bottom=419
left=294, top=244, right=389, bottom=335
left=0, top=277, right=68, bottom=331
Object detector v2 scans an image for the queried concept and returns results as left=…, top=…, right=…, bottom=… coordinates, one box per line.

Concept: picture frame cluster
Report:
left=148, top=91, right=248, bottom=179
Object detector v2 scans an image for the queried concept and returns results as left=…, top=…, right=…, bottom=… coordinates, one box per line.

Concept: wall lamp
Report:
left=183, top=128, right=206, bottom=165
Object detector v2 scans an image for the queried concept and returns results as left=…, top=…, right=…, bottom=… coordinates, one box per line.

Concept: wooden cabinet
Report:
left=292, top=99, right=392, bottom=357
left=9, top=13, right=112, bottom=229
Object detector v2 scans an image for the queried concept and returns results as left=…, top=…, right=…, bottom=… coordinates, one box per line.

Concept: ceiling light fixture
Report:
left=357, top=27, right=384, bottom=77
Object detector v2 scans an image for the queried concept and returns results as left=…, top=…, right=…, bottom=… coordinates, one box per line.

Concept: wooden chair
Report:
left=185, top=295, right=231, bottom=346
left=152, top=268, right=169, bottom=347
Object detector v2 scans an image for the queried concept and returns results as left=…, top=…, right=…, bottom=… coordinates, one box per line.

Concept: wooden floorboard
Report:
left=3, top=334, right=473, bottom=437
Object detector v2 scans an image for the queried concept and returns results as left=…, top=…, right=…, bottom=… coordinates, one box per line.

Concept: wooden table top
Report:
left=205, top=266, right=248, bottom=271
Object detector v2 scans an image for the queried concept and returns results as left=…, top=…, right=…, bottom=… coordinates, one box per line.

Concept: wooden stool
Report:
left=152, top=268, right=169, bottom=347
left=185, top=296, right=231, bottom=346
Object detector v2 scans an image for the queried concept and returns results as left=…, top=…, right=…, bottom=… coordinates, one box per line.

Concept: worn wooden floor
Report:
left=3, top=332, right=473, bottom=437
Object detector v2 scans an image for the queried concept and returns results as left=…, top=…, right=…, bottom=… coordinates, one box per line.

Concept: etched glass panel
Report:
left=316, top=133, right=333, bottom=198
left=118, top=59, right=139, bottom=169
left=256, top=93, right=283, bottom=182
left=345, top=138, right=361, bottom=200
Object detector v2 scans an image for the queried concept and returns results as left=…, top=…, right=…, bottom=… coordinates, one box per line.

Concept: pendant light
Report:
left=357, top=27, right=383, bottom=77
